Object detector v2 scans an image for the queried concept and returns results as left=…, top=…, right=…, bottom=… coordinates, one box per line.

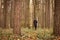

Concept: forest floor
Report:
left=21, top=27, right=54, bottom=40
left=0, top=27, right=60, bottom=40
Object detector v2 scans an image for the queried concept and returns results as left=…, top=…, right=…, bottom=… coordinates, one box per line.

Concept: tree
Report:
left=45, top=0, right=50, bottom=28
left=4, top=0, right=11, bottom=28
left=29, top=0, right=34, bottom=28
left=11, top=0, right=21, bottom=34
left=0, top=0, right=2, bottom=27
left=0, top=0, right=5, bottom=28
left=54, top=0, right=60, bottom=36
left=24, top=0, right=30, bottom=28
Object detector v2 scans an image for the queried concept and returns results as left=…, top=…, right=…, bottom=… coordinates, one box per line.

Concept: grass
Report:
left=0, top=27, right=54, bottom=40
left=21, top=27, right=54, bottom=40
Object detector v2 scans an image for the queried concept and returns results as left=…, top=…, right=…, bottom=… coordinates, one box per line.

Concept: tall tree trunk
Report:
left=41, top=0, right=45, bottom=28
left=20, top=0, right=25, bottom=27
left=0, top=0, right=1, bottom=27
left=4, top=0, right=11, bottom=28
left=45, top=0, right=50, bottom=28
left=50, top=0, right=54, bottom=28
left=0, top=0, right=5, bottom=28
left=54, top=0, right=60, bottom=36
left=29, top=0, right=33, bottom=28
left=38, top=0, right=41, bottom=28
left=11, top=0, right=21, bottom=34
left=33, top=0, right=36, bottom=19
left=24, top=0, right=29, bottom=28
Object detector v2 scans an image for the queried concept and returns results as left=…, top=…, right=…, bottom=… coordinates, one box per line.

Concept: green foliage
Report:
left=21, top=27, right=53, bottom=40
left=0, top=27, right=54, bottom=40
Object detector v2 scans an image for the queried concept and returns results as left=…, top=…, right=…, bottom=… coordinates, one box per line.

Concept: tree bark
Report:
left=54, top=0, right=60, bottom=36
left=41, top=0, right=45, bottom=28
left=11, top=0, right=21, bottom=34
left=0, top=0, right=2, bottom=27
left=45, top=0, right=50, bottom=28
left=50, top=0, right=54, bottom=28
left=4, top=0, right=11, bottom=28
left=0, top=0, right=5, bottom=28
left=24, top=0, right=30, bottom=28
left=29, top=0, right=34, bottom=28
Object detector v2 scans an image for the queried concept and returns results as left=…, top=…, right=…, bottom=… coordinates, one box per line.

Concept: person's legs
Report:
left=35, top=25, right=37, bottom=30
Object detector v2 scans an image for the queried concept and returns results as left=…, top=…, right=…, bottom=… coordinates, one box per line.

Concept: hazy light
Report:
left=30, top=0, right=32, bottom=4
left=2, top=5, right=4, bottom=8
left=17, top=39, right=20, bottom=40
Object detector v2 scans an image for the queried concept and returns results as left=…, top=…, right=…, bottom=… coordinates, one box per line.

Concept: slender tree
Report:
left=41, top=0, right=45, bottom=28
left=0, top=0, right=5, bottom=28
left=50, top=0, right=54, bottom=28
left=4, top=0, right=11, bottom=28
left=0, top=0, right=1, bottom=27
left=24, top=0, right=30, bottom=28
left=45, top=0, right=50, bottom=28
left=29, top=0, right=34, bottom=28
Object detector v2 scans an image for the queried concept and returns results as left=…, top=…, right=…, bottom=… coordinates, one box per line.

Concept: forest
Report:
left=0, top=0, right=60, bottom=40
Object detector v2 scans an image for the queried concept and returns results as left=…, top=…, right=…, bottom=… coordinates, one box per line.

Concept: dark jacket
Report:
left=33, top=20, right=37, bottom=26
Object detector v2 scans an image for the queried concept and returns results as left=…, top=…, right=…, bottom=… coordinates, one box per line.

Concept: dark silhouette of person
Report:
left=33, top=19, right=37, bottom=30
